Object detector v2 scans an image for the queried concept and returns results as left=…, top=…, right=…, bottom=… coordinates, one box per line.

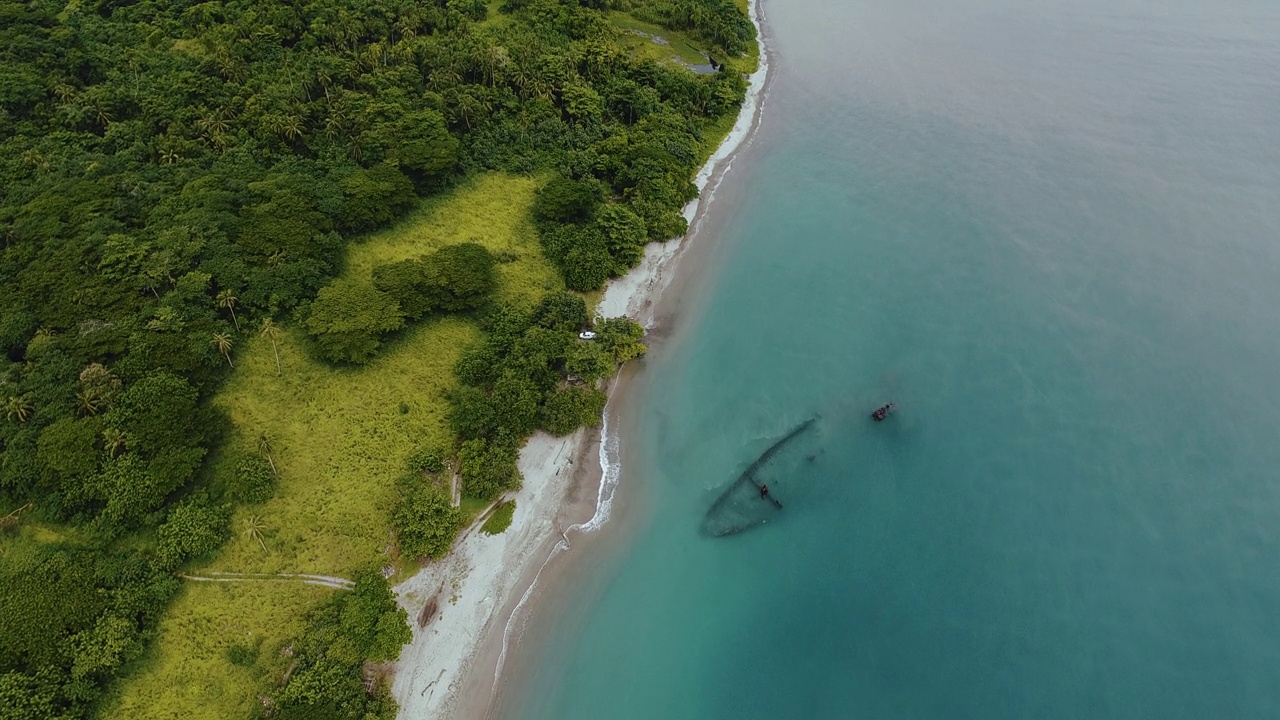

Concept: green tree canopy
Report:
left=156, top=499, right=231, bottom=569
left=373, top=243, right=496, bottom=321
left=540, top=386, right=608, bottom=436
left=458, top=438, right=521, bottom=501
left=421, top=243, right=498, bottom=312
left=532, top=177, right=604, bottom=224
left=394, top=482, right=463, bottom=560
left=372, top=259, right=437, bottom=320
left=304, top=279, right=406, bottom=364
left=532, top=291, right=590, bottom=332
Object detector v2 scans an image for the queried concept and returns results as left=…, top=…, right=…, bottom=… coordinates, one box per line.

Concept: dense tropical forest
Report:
left=0, top=0, right=755, bottom=715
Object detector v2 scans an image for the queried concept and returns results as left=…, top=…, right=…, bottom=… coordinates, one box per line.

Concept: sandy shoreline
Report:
left=389, top=4, right=772, bottom=717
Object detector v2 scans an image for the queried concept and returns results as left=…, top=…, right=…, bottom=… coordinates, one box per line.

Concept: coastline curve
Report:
left=391, top=3, right=774, bottom=717
left=491, top=0, right=775, bottom=690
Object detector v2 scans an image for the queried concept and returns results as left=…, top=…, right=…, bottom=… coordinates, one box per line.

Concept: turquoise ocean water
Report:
left=510, top=0, right=1280, bottom=717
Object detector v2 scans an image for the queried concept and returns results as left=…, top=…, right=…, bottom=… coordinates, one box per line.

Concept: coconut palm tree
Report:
left=242, top=515, right=268, bottom=553
left=280, top=115, right=304, bottom=142
left=212, top=332, right=234, bottom=368
left=452, top=91, right=486, bottom=130
left=258, top=433, right=277, bottom=475
left=323, top=112, right=346, bottom=141
left=216, top=289, right=240, bottom=330
left=102, top=428, right=127, bottom=457
left=5, top=396, right=33, bottom=423
left=259, top=318, right=283, bottom=376
left=77, top=389, right=101, bottom=416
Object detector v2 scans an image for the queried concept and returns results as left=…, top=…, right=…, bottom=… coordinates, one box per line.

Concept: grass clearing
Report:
left=101, top=582, right=329, bottom=720
left=608, top=12, right=711, bottom=67
left=99, top=173, right=556, bottom=720
left=478, top=0, right=515, bottom=30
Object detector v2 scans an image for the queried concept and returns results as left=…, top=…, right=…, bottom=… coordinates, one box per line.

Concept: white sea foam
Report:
left=489, top=393, right=618, bottom=692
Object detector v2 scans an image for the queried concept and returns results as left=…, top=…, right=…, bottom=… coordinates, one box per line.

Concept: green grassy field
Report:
left=99, top=173, right=558, bottom=720
left=608, top=12, right=713, bottom=67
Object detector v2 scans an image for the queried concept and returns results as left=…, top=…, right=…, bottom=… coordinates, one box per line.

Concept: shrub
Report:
left=532, top=176, right=603, bottom=224
left=562, top=239, right=613, bottom=291
left=565, top=342, right=615, bottom=383
left=421, top=243, right=497, bottom=312
left=273, top=573, right=409, bottom=719
left=596, top=204, right=647, bottom=272
left=454, top=343, right=501, bottom=387
left=540, top=386, right=607, bottom=436
left=394, top=484, right=463, bottom=559
left=532, top=291, right=589, bottom=332
left=156, top=500, right=231, bottom=568
left=458, top=438, right=521, bottom=501
left=338, top=163, right=416, bottom=232
left=596, top=316, right=647, bottom=363
left=372, top=259, right=435, bottom=319
left=407, top=447, right=448, bottom=475
left=304, top=279, right=405, bottom=364
left=225, top=642, right=259, bottom=667
left=479, top=304, right=532, bottom=354
left=447, top=385, right=497, bottom=439
left=491, top=371, right=541, bottom=437
left=375, top=244, right=497, bottom=318
left=481, top=500, right=516, bottom=535
left=393, top=109, right=459, bottom=175
left=36, top=417, right=101, bottom=482
left=231, top=454, right=275, bottom=504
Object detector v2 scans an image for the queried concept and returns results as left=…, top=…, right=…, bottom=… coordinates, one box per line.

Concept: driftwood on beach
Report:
left=702, top=417, right=818, bottom=537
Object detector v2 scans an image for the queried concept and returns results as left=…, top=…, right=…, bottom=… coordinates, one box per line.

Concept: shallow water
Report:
left=510, top=0, right=1280, bottom=717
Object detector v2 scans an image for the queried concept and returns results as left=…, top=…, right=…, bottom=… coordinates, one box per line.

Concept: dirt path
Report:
left=180, top=571, right=355, bottom=590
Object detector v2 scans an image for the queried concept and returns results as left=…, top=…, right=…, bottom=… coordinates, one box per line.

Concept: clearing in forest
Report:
left=99, top=173, right=557, bottom=720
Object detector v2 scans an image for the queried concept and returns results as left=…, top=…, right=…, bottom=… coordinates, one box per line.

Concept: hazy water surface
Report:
left=510, top=1, right=1280, bottom=717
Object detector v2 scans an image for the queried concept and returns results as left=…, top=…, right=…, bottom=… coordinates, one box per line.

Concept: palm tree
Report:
left=323, top=112, right=346, bottom=141
left=212, top=332, right=234, bottom=368
left=260, top=318, right=282, bottom=376
left=279, top=115, right=304, bottom=142
left=102, top=428, right=128, bottom=457
left=242, top=515, right=268, bottom=553
left=90, top=102, right=113, bottom=128
left=452, top=91, right=488, bottom=130
left=427, top=66, right=462, bottom=93
left=216, top=289, right=240, bottom=330
left=4, top=396, right=33, bottom=423
left=346, top=135, right=364, bottom=162
left=480, top=46, right=509, bottom=87
left=196, top=113, right=230, bottom=139
left=52, top=82, right=77, bottom=102
left=258, top=433, right=277, bottom=475
left=77, top=389, right=101, bottom=416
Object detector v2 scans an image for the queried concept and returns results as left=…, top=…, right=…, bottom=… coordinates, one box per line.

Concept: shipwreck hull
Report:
left=702, top=417, right=819, bottom=537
